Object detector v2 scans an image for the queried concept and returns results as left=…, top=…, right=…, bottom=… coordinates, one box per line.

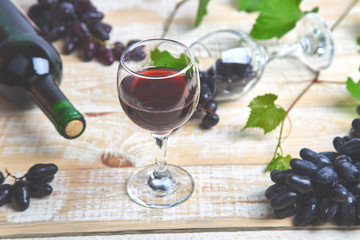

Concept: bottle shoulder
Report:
left=0, top=33, right=62, bottom=88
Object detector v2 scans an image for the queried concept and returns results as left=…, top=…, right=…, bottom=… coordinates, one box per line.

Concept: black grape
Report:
left=265, top=184, right=288, bottom=200
left=290, top=158, right=319, bottom=176
left=333, top=136, right=346, bottom=152
left=12, top=180, right=30, bottom=211
left=294, top=197, right=317, bottom=226
left=72, top=20, right=90, bottom=39
left=338, top=139, right=360, bottom=159
left=200, top=83, right=213, bottom=104
left=99, top=47, right=115, bottom=66
left=273, top=205, right=298, bottom=219
left=285, top=174, right=314, bottom=193
left=338, top=192, right=356, bottom=226
left=329, top=183, right=348, bottom=203
left=200, top=112, right=219, bottom=129
left=334, top=159, right=360, bottom=183
left=317, top=197, right=338, bottom=223
left=26, top=163, right=58, bottom=182
left=349, top=183, right=360, bottom=194
left=82, top=39, right=97, bottom=61
left=334, top=154, right=353, bottom=164
left=270, top=169, right=293, bottom=184
left=28, top=181, right=53, bottom=198
left=204, top=100, right=217, bottom=112
left=319, top=151, right=338, bottom=163
left=40, top=175, right=55, bottom=183
left=270, top=190, right=297, bottom=210
left=59, top=1, right=76, bottom=19
left=351, top=118, right=360, bottom=132
left=112, top=41, right=125, bottom=61
left=0, top=171, right=4, bottom=184
left=0, top=184, right=12, bottom=207
left=128, top=47, right=146, bottom=62
left=314, top=166, right=338, bottom=186
left=299, top=148, right=332, bottom=168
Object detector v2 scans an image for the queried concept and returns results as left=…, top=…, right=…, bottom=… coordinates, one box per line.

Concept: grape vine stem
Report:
left=161, top=0, right=190, bottom=38
left=272, top=73, right=319, bottom=164
left=270, top=0, right=358, bottom=171
left=330, top=0, right=359, bottom=31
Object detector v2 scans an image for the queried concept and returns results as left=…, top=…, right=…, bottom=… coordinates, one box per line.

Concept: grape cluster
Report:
left=27, top=0, right=145, bottom=65
left=0, top=163, right=58, bottom=211
left=195, top=68, right=219, bottom=129
left=212, top=59, right=256, bottom=100
left=195, top=58, right=256, bottom=129
left=199, top=59, right=256, bottom=100
left=266, top=117, right=360, bottom=226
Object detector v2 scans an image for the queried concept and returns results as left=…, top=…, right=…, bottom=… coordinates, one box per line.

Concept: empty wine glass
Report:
left=117, top=39, right=200, bottom=208
left=190, top=13, right=334, bottom=101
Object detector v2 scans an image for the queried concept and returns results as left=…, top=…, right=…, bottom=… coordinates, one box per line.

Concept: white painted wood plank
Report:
left=4, top=230, right=360, bottom=240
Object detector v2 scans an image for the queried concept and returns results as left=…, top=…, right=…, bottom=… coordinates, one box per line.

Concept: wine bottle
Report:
left=0, top=0, right=86, bottom=139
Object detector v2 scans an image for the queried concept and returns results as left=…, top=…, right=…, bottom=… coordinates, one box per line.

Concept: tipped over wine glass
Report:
left=190, top=13, right=334, bottom=101
left=117, top=39, right=200, bottom=208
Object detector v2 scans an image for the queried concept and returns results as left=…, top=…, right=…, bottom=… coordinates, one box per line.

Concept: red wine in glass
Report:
left=119, top=67, right=197, bottom=132
left=117, top=39, right=200, bottom=209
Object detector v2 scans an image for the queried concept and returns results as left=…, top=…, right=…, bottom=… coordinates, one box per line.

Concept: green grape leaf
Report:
left=249, top=0, right=304, bottom=39
left=346, top=74, right=360, bottom=100
left=265, top=153, right=292, bottom=171
left=150, top=48, right=190, bottom=70
left=242, top=93, right=287, bottom=134
left=357, top=37, right=360, bottom=45
left=194, top=0, right=211, bottom=27
left=236, top=0, right=264, bottom=12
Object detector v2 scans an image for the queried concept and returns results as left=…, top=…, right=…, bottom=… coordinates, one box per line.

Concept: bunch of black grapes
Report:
left=266, top=116, right=360, bottom=226
left=27, top=0, right=145, bottom=65
left=195, top=58, right=255, bottom=129
left=0, top=164, right=58, bottom=211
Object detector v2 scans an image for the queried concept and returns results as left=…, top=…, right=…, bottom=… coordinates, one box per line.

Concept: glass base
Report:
left=298, top=13, right=334, bottom=71
left=126, top=164, right=194, bottom=208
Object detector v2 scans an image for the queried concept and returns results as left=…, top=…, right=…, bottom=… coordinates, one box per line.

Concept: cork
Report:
left=65, top=120, right=84, bottom=137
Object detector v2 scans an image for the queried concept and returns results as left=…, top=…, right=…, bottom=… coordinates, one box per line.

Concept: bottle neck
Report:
left=29, top=76, right=86, bottom=139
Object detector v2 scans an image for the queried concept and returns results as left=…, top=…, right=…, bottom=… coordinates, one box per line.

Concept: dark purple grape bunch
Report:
left=0, top=163, right=58, bottom=211
left=27, top=0, right=145, bottom=66
left=195, top=68, right=219, bottom=129
left=266, top=130, right=360, bottom=226
left=206, top=59, right=256, bottom=100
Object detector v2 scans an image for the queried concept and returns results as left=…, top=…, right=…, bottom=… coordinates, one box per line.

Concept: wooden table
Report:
left=1, top=0, right=360, bottom=239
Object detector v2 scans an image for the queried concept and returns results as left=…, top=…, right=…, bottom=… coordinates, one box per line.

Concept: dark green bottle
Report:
left=0, top=0, right=85, bottom=139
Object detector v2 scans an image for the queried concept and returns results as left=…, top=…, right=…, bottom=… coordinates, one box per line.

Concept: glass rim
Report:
left=119, top=38, right=195, bottom=80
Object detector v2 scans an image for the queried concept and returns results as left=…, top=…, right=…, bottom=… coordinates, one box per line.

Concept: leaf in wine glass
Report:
left=150, top=48, right=190, bottom=70
left=242, top=93, right=286, bottom=134
left=194, top=0, right=211, bottom=28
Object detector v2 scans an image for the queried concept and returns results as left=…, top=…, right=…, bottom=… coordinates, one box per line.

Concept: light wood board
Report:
left=0, top=0, right=359, bottom=239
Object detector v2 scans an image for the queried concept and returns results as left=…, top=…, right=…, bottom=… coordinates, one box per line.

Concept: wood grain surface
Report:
left=0, top=0, right=359, bottom=239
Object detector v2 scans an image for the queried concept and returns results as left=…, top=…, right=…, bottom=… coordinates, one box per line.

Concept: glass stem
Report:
left=264, top=42, right=303, bottom=62
left=152, top=133, right=170, bottom=175
left=152, top=132, right=170, bottom=176
left=147, top=132, right=175, bottom=193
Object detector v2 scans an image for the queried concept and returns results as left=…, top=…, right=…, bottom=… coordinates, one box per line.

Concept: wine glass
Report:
left=117, top=39, right=200, bottom=208
left=190, top=13, right=334, bottom=101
